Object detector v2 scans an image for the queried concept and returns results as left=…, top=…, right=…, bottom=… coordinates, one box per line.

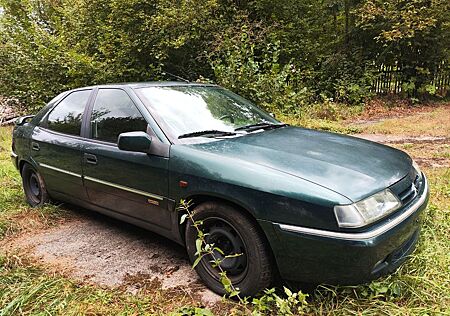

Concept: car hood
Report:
left=189, top=126, right=412, bottom=202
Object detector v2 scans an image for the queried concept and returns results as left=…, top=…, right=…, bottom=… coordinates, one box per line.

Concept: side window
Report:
left=91, top=89, right=148, bottom=143
left=46, top=90, right=91, bottom=136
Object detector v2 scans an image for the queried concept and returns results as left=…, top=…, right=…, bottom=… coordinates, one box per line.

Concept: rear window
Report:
left=46, top=90, right=91, bottom=136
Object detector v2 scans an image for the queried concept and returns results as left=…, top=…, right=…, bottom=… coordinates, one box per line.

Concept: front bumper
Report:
left=261, top=176, right=429, bottom=285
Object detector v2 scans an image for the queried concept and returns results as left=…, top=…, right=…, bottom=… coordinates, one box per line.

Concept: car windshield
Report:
left=136, top=86, right=279, bottom=139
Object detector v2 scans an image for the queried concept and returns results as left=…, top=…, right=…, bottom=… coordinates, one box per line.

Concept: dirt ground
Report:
left=356, top=135, right=450, bottom=168
left=353, top=103, right=450, bottom=168
left=1, top=104, right=448, bottom=307
left=1, top=208, right=222, bottom=305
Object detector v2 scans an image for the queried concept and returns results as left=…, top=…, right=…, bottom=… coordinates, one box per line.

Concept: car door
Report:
left=81, top=88, right=171, bottom=229
left=31, top=89, right=93, bottom=201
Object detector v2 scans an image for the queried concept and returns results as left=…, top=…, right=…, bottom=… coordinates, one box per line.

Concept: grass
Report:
left=1, top=102, right=450, bottom=315
left=276, top=101, right=364, bottom=134
left=390, top=142, right=450, bottom=168
left=0, top=255, right=213, bottom=315
left=361, top=105, right=450, bottom=137
left=278, top=114, right=362, bottom=134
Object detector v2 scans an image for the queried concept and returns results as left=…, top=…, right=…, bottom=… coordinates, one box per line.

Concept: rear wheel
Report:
left=185, top=202, right=273, bottom=296
left=21, top=163, right=49, bottom=207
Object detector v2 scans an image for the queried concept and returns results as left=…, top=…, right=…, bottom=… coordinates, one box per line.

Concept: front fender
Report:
left=168, top=145, right=349, bottom=231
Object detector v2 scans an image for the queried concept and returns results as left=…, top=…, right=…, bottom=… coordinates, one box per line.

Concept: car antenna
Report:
left=161, top=71, right=190, bottom=83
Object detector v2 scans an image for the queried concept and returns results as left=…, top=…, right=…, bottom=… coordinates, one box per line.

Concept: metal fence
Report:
left=372, top=62, right=450, bottom=97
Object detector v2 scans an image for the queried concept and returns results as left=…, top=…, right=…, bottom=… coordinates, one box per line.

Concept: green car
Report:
left=11, top=82, right=429, bottom=296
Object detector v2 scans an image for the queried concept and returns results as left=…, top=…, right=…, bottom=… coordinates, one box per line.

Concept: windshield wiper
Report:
left=178, top=130, right=237, bottom=139
left=234, top=122, right=288, bottom=132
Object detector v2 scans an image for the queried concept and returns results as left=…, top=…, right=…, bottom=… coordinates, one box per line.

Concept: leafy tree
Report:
left=0, top=0, right=448, bottom=111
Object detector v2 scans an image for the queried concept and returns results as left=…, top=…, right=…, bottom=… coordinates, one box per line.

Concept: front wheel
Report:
left=185, top=202, right=273, bottom=296
left=21, top=163, right=49, bottom=207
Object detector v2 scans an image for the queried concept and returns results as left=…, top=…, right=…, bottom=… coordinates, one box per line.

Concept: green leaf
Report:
left=195, top=238, right=202, bottom=254
left=220, top=274, right=231, bottom=287
left=180, top=214, right=188, bottom=224
left=230, top=290, right=240, bottom=297
left=213, top=247, right=224, bottom=255
left=284, top=286, right=293, bottom=297
left=192, top=256, right=202, bottom=269
left=224, top=253, right=242, bottom=258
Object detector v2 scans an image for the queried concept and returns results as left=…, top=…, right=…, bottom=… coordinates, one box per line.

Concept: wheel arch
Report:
left=18, top=158, right=39, bottom=175
left=179, top=195, right=244, bottom=234
left=178, top=193, right=257, bottom=228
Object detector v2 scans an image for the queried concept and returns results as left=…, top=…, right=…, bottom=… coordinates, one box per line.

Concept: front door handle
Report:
left=84, top=153, right=98, bottom=165
left=31, top=142, right=40, bottom=151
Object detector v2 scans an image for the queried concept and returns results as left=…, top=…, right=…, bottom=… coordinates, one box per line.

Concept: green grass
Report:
left=0, top=122, right=449, bottom=315
left=0, top=255, right=209, bottom=315
left=275, top=101, right=363, bottom=134
left=359, top=105, right=450, bottom=137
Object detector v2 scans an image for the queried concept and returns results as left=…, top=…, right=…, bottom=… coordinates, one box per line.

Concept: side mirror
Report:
left=15, top=115, right=34, bottom=126
left=118, top=131, right=152, bottom=154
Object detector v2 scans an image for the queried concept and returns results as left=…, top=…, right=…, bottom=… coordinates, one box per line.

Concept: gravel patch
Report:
left=3, top=210, right=221, bottom=305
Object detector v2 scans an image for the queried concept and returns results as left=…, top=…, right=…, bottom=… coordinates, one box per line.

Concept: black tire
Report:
left=185, top=202, right=273, bottom=296
left=21, top=163, right=49, bottom=207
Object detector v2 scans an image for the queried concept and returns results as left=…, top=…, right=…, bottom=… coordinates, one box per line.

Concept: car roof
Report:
left=75, top=81, right=218, bottom=91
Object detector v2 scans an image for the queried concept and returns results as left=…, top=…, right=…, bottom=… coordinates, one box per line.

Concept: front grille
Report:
left=389, top=167, right=422, bottom=206
left=398, top=174, right=421, bottom=205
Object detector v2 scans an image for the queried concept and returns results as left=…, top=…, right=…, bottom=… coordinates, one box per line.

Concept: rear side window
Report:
left=90, top=89, right=147, bottom=143
left=46, top=90, right=91, bottom=136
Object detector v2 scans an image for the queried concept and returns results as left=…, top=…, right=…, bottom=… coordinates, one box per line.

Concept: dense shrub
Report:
left=0, top=0, right=449, bottom=112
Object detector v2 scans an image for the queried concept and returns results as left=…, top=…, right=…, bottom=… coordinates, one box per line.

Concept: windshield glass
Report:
left=137, top=86, right=279, bottom=139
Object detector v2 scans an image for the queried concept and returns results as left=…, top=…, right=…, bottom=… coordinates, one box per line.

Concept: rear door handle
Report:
left=31, top=142, right=40, bottom=151
left=84, top=153, right=97, bottom=165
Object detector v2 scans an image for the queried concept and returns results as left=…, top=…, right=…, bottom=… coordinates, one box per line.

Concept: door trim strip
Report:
left=38, top=163, right=164, bottom=201
left=84, top=176, right=164, bottom=201
left=39, top=163, right=82, bottom=178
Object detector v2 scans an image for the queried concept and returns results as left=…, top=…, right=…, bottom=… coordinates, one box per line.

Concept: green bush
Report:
left=0, top=0, right=449, bottom=112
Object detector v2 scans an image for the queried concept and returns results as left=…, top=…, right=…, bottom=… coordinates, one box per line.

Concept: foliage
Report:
left=209, top=20, right=313, bottom=114
left=1, top=0, right=449, bottom=113
left=356, top=0, right=450, bottom=97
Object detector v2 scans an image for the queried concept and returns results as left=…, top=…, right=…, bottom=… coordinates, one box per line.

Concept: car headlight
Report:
left=412, top=160, right=422, bottom=178
left=334, top=189, right=401, bottom=228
